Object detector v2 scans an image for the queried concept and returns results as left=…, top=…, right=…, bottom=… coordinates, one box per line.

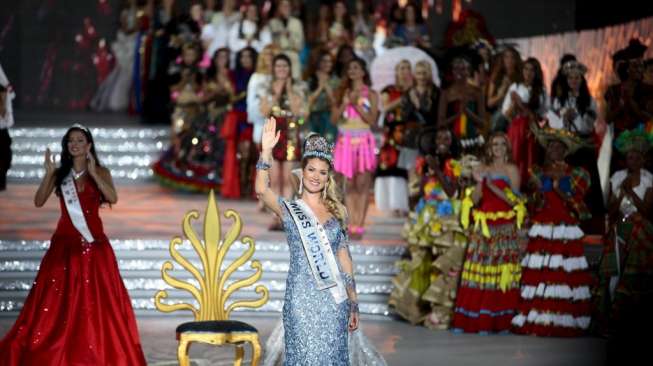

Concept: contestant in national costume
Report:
left=256, top=119, right=385, bottom=365
left=511, top=128, right=593, bottom=336
left=0, top=125, right=146, bottom=365
left=451, top=133, right=526, bottom=334
left=595, top=129, right=653, bottom=337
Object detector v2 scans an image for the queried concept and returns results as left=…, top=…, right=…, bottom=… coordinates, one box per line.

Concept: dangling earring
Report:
left=298, top=176, right=303, bottom=195
left=322, top=180, right=328, bottom=200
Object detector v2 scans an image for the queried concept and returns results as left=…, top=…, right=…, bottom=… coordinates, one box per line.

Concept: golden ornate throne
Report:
left=154, top=190, right=269, bottom=366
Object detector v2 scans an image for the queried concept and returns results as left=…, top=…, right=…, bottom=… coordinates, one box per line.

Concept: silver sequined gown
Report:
left=278, top=197, right=351, bottom=366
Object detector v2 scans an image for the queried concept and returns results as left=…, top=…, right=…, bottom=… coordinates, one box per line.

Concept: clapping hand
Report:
left=44, top=148, right=56, bottom=175
left=261, top=117, right=281, bottom=152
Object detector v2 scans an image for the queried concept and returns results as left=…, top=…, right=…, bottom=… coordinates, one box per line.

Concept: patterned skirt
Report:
left=594, top=215, right=653, bottom=335
left=451, top=223, right=522, bottom=334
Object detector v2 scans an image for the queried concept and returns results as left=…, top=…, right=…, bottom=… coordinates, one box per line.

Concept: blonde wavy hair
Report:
left=293, top=158, right=348, bottom=228
left=394, top=59, right=412, bottom=87
left=256, top=44, right=281, bottom=74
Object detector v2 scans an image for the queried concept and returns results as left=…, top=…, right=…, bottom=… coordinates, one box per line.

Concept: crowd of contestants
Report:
left=85, top=0, right=653, bottom=344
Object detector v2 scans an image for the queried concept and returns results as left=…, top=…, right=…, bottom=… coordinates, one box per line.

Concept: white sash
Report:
left=61, top=172, right=95, bottom=243
left=283, top=199, right=347, bottom=304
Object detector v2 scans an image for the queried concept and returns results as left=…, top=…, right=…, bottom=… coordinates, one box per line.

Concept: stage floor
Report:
left=0, top=117, right=607, bottom=365
left=0, top=183, right=608, bottom=365
left=0, top=316, right=605, bottom=366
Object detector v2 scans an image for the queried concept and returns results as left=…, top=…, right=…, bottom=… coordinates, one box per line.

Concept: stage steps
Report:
left=0, top=240, right=404, bottom=318
left=7, top=127, right=169, bottom=182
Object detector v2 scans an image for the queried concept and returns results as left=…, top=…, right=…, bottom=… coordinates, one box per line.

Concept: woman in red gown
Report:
left=452, top=133, right=525, bottom=334
left=0, top=125, right=146, bottom=365
left=511, top=128, right=593, bottom=336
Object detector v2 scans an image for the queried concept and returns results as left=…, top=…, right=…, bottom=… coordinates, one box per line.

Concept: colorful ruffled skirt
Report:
left=451, top=221, right=522, bottom=334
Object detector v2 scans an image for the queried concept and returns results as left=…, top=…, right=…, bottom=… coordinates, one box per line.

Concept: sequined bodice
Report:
left=277, top=198, right=350, bottom=365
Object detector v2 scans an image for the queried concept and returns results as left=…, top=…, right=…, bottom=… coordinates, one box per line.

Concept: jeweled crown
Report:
left=302, top=133, right=334, bottom=164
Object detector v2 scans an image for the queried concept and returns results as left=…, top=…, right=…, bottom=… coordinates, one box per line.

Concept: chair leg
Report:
left=178, top=339, right=191, bottom=366
left=250, top=337, right=262, bottom=366
left=234, top=344, right=245, bottom=366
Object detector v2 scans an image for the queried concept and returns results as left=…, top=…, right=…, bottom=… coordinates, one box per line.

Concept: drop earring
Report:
left=298, top=176, right=303, bottom=195
left=322, top=181, right=328, bottom=200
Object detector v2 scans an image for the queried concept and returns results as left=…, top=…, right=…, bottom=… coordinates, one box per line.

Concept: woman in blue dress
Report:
left=255, top=117, right=359, bottom=365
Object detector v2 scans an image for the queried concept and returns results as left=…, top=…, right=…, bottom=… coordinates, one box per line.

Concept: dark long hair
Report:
left=335, top=57, right=371, bottom=105
left=305, top=49, right=334, bottom=90
left=559, top=74, right=592, bottom=116
left=54, top=126, right=106, bottom=202
left=334, top=44, right=355, bottom=78
left=238, top=4, right=263, bottom=41
left=524, top=57, right=544, bottom=112
left=235, top=47, right=258, bottom=73
left=488, top=47, right=523, bottom=91
left=550, top=53, right=576, bottom=99
left=206, top=47, right=231, bottom=80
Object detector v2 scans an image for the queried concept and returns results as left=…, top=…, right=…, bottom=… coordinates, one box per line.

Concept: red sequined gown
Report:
left=0, top=179, right=146, bottom=365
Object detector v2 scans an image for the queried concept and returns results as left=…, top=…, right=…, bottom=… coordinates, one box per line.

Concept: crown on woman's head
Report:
left=562, top=60, right=588, bottom=76
left=70, top=123, right=90, bottom=133
left=302, top=133, right=334, bottom=164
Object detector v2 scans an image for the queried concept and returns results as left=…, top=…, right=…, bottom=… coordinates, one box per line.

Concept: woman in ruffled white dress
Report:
left=90, top=5, right=137, bottom=112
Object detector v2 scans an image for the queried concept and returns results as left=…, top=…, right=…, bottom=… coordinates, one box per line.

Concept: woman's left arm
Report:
left=353, top=90, right=379, bottom=126
left=90, top=167, right=118, bottom=204
left=337, top=241, right=359, bottom=332
left=87, top=149, right=117, bottom=204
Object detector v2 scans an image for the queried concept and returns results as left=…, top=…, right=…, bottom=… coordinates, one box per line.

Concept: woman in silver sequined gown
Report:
left=278, top=197, right=351, bottom=364
left=255, top=118, right=362, bottom=365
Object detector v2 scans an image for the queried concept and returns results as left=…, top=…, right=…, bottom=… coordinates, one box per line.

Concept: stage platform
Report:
left=0, top=122, right=607, bottom=365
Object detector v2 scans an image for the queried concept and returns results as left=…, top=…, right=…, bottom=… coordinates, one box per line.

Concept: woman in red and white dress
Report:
left=511, top=128, right=593, bottom=336
left=0, top=125, right=146, bottom=365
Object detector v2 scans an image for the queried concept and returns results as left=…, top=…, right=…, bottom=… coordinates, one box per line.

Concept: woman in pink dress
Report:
left=332, top=58, right=379, bottom=239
